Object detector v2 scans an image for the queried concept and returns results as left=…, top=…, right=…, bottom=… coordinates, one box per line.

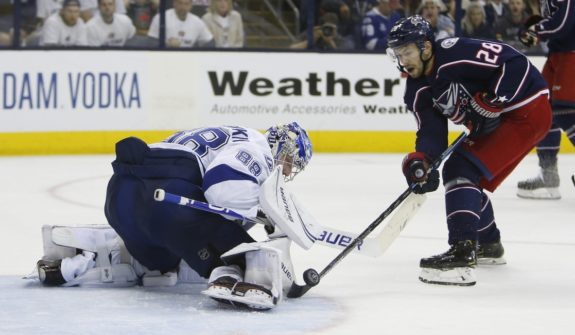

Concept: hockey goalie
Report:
left=30, top=122, right=318, bottom=310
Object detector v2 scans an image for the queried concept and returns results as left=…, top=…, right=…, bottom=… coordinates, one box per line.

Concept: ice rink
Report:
left=1, top=152, right=573, bottom=335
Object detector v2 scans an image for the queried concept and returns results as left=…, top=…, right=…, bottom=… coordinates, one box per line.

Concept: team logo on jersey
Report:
left=433, top=82, right=472, bottom=124
left=198, top=248, right=210, bottom=260
left=440, top=38, right=459, bottom=49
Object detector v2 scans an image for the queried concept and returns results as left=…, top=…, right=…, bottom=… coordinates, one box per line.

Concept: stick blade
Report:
left=286, top=283, right=312, bottom=298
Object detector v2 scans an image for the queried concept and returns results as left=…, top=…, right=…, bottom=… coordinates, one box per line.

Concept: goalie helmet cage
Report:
left=286, top=132, right=468, bottom=298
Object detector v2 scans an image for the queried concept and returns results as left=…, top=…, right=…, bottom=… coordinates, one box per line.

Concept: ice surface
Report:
left=0, top=153, right=574, bottom=335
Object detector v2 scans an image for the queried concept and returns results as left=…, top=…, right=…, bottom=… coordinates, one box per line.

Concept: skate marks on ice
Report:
left=0, top=277, right=344, bottom=335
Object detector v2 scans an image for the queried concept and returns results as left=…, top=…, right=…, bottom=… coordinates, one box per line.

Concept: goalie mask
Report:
left=265, top=122, right=312, bottom=181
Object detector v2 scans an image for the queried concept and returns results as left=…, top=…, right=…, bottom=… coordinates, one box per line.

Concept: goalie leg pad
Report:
left=205, top=238, right=294, bottom=309
left=37, top=225, right=138, bottom=287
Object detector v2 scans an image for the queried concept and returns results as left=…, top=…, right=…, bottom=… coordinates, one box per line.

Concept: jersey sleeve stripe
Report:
left=203, top=164, right=258, bottom=191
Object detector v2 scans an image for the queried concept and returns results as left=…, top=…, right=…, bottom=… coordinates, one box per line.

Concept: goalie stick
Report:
left=286, top=132, right=468, bottom=299
left=153, top=189, right=425, bottom=257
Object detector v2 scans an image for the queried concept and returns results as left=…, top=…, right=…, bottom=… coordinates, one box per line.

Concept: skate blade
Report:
left=478, top=257, right=506, bottom=265
left=517, top=187, right=561, bottom=200
left=419, top=267, right=476, bottom=286
left=201, top=288, right=275, bottom=310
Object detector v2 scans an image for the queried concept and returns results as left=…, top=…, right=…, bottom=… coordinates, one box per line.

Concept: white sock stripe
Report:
left=447, top=210, right=481, bottom=220
left=480, top=196, right=490, bottom=212
left=477, top=219, right=495, bottom=232
left=445, top=185, right=481, bottom=194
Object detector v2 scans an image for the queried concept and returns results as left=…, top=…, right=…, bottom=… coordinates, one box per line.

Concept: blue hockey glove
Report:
left=463, top=92, right=502, bottom=138
left=402, top=152, right=440, bottom=194
left=518, top=15, right=543, bottom=48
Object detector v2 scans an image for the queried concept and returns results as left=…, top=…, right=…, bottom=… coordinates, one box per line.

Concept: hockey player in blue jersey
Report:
left=386, top=16, right=552, bottom=285
left=517, top=0, right=575, bottom=199
left=36, top=122, right=313, bottom=310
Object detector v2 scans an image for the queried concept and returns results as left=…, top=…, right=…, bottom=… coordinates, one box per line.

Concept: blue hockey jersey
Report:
left=403, top=37, right=549, bottom=159
left=537, top=0, right=575, bottom=52
left=360, top=8, right=402, bottom=50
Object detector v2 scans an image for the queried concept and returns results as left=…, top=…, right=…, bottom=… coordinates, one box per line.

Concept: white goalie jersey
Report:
left=149, top=126, right=275, bottom=218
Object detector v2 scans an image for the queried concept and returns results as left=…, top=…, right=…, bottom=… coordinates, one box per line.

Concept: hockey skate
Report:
left=477, top=239, right=506, bottom=265
left=202, top=276, right=276, bottom=310
left=419, top=240, right=477, bottom=286
left=37, top=259, right=67, bottom=286
left=517, top=167, right=561, bottom=200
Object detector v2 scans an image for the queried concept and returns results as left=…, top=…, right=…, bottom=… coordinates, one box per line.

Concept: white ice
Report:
left=0, top=153, right=574, bottom=335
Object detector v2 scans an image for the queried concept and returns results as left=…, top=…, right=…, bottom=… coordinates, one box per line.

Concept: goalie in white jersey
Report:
left=35, top=122, right=313, bottom=310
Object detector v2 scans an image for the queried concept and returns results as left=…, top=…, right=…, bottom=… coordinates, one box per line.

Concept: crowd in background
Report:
left=0, top=0, right=546, bottom=54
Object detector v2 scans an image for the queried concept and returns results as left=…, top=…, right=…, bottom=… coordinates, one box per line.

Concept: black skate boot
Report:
left=477, top=239, right=506, bottom=265
left=419, top=240, right=477, bottom=286
left=517, top=165, right=560, bottom=199
left=37, top=259, right=66, bottom=286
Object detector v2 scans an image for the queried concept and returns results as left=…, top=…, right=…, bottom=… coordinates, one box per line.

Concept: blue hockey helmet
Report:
left=387, top=15, right=434, bottom=50
left=265, top=122, right=312, bottom=181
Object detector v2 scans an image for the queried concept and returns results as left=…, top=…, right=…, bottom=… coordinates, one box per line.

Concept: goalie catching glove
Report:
left=402, top=152, right=440, bottom=194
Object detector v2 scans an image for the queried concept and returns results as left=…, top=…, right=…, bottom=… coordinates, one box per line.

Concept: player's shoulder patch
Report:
left=440, top=38, right=459, bottom=49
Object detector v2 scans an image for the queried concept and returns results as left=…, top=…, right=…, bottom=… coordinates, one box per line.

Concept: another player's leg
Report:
left=518, top=52, right=575, bottom=199
left=517, top=126, right=561, bottom=199
left=419, top=170, right=480, bottom=286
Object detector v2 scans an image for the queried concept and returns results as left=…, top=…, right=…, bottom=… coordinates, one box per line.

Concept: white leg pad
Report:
left=38, top=225, right=137, bottom=287
left=220, top=238, right=294, bottom=303
left=244, top=238, right=294, bottom=302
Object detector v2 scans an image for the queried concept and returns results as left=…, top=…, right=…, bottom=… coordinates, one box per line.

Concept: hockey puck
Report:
left=303, top=269, right=320, bottom=286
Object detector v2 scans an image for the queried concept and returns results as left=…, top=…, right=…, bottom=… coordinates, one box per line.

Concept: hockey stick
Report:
left=286, top=132, right=468, bottom=299
left=153, top=188, right=424, bottom=257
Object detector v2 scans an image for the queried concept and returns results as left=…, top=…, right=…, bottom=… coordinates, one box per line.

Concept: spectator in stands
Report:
left=202, top=0, right=244, bottom=48
left=127, top=0, right=157, bottom=35
left=36, top=0, right=65, bottom=25
left=192, top=0, right=210, bottom=17
left=442, top=0, right=475, bottom=20
left=0, top=0, right=38, bottom=47
left=484, top=0, right=510, bottom=26
left=79, top=0, right=98, bottom=21
left=523, top=0, right=540, bottom=16
left=389, top=0, right=406, bottom=17
left=40, top=0, right=87, bottom=46
left=147, top=0, right=214, bottom=48
left=493, top=0, right=529, bottom=50
left=86, top=0, right=136, bottom=46
left=461, top=2, right=495, bottom=39
left=79, top=0, right=127, bottom=21
left=418, top=0, right=454, bottom=40
left=403, top=0, right=422, bottom=16
left=360, top=0, right=401, bottom=51
left=290, top=12, right=353, bottom=51
left=320, top=0, right=356, bottom=47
